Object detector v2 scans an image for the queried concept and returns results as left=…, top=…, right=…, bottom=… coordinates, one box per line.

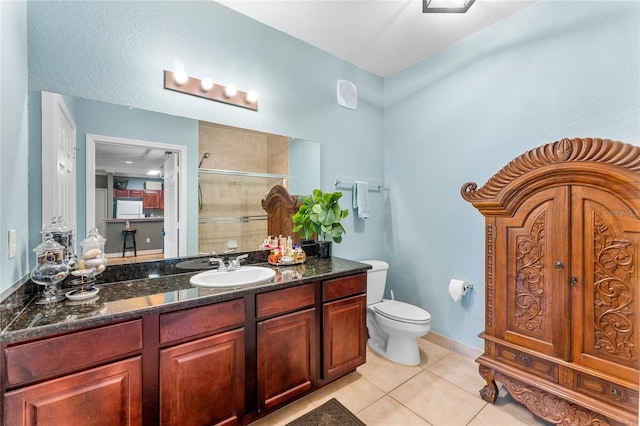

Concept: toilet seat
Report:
left=373, top=300, right=431, bottom=325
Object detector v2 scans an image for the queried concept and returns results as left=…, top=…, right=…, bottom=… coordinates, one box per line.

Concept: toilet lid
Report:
left=374, top=300, right=431, bottom=324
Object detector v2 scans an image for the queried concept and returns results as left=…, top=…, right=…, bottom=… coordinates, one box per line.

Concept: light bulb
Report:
left=173, top=70, right=189, bottom=85
left=224, top=84, right=237, bottom=98
left=246, top=90, right=258, bottom=103
left=201, top=78, right=213, bottom=92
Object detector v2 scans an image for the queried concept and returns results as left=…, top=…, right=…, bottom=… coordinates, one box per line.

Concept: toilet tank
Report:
left=360, top=260, right=389, bottom=305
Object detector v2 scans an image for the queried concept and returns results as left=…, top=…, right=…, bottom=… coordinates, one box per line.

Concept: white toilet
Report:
left=361, top=260, right=431, bottom=366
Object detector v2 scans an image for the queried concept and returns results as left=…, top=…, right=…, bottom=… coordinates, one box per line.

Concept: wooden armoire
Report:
left=462, top=138, right=639, bottom=425
left=261, top=185, right=303, bottom=242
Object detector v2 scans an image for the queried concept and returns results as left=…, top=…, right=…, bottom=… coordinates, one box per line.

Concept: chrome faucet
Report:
left=209, top=257, right=226, bottom=269
left=209, top=253, right=248, bottom=271
left=226, top=253, right=248, bottom=271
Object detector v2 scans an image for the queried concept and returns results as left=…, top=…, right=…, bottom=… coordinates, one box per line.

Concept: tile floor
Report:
left=251, top=338, right=553, bottom=426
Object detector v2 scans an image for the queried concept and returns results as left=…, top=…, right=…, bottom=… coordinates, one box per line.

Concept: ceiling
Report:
left=95, top=143, right=169, bottom=178
left=217, top=0, right=536, bottom=77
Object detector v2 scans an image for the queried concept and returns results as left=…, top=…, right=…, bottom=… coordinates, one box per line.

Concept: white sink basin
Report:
left=189, top=266, right=276, bottom=288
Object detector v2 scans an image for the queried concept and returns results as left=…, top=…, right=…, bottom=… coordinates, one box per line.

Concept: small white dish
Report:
left=65, top=287, right=99, bottom=301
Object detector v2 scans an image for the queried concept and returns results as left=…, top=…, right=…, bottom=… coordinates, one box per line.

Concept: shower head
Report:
left=199, top=152, right=211, bottom=168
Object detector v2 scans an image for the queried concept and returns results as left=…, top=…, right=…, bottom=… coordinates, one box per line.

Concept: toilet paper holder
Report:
left=448, top=279, right=473, bottom=302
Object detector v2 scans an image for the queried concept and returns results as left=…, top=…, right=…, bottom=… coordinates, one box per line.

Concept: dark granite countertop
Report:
left=0, top=256, right=370, bottom=344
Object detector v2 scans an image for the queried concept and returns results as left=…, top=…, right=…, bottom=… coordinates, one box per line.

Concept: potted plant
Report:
left=292, top=193, right=318, bottom=256
left=293, top=189, right=349, bottom=258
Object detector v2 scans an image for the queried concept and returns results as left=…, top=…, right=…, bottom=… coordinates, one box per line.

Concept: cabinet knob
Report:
left=611, top=388, right=622, bottom=398
left=570, top=276, right=578, bottom=286
left=555, top=261, right=564, bottom=270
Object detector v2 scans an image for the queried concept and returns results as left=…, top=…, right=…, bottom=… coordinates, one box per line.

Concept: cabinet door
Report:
left=257, top=308, right=316, bottom=411
left=571, top=186, right=640, bottom=380
left=497, top=186, right=571, bottom=358
left=323, top=294, right=366, bottom=381
left=5, top=357, right=142, bottom=426
left=143, top=190, right=162, bottom=209
left=160, top=328, right=245, bottom=426
left=114, top=189, right=129, bottom=197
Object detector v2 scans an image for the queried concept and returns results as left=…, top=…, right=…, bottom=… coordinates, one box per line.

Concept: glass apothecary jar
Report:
left=41, top=216, right=75, bottom=265
left=71, top=228, right=107, bottom=288
left=31, top=233, right=69, bottom=304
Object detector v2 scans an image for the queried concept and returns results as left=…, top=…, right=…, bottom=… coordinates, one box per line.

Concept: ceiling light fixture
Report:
left=423, top=0, right=475, bottom=13
left=147, top=170, right=161, bottom=176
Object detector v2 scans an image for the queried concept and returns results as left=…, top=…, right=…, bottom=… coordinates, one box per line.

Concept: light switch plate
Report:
left=8, top=229, right=16, bottom=259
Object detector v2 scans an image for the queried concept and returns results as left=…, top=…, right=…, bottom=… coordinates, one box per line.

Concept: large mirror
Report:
left=44, top=93, right=320, bottom=262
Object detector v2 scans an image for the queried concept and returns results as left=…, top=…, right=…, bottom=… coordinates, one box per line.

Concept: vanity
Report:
left=0, top=255, right=370, bottom=425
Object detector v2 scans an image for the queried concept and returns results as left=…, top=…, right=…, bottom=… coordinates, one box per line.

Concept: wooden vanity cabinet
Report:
left=3, top=321, right=143, bottom=425
left=463, top=138, right=640, bottom=425
left=1, top=269, right=368, bottom=425
left=321, top=274, right=367, bottom=383
left=159, top=299, right=245, bottom=426
left=256, top=284, right=317, bottom=411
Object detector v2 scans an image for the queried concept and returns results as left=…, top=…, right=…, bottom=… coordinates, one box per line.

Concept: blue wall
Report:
left=27, top=0, right=385, bottom=270
left=3, top=1, right=637, bottom=349
left=1, top=2, right=30, bottom=293
left=383, top=1, right=640, bottom=348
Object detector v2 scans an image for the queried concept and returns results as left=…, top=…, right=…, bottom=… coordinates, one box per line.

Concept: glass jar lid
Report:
left=80, top=227, right=106, bottom=247
left=33, top=233, right=65, bottom=254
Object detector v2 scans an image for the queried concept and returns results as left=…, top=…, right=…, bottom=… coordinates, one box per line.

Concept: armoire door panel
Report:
left=571, top=186, right=640, bottom=378
left=497, top=186, right=571, bottom=358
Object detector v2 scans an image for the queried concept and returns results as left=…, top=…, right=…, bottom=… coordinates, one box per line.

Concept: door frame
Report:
left=85, top=134, right=187, bottom=257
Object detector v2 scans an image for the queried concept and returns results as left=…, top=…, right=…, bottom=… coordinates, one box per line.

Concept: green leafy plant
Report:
left=293, top=189, right=349, bottom=243
left=292, top=194, right=316, bottom=241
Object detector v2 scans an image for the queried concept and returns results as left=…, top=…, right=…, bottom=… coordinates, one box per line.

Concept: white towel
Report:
left=353, top=181, right=369, bottom=219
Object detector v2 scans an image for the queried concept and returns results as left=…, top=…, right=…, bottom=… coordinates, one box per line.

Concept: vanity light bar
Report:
left=163, top=70, right=258, bottom=111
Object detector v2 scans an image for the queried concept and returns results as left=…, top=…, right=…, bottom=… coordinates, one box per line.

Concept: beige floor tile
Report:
left=357, top=395, right=432, bottom=426
left=468, top=403, right=533, bottom=426
left=306, top=371, right=386, bottom=414
left=248, top=396, right=315, bottom=426
left=418, top=338, right=452, bottom=369
left=425, top=352, right=486, bottom=397
left=390, top=370, right=487, bottom=426
left=357, top=349, right=423, bottom=393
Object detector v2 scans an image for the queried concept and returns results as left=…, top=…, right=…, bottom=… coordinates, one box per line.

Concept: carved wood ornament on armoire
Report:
left=462, top=138, right=639, bottom=425
left=261, top=185, right=303, bottom=242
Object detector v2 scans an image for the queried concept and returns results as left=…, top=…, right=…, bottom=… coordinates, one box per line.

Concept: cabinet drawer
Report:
left=256, top=284, right=315, bottom=319
left=5, top=320, right=142, bottom=387
left=322, top=274, right=366, bottom=302
left=575, top=373, right=639, bottom=413
left=496, top=345, right=557, bottom=383
left=160, top=298, right=245, bottom=344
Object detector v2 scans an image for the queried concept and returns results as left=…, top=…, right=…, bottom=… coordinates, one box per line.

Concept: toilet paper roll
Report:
left=449, top=279, right=468, bottom=302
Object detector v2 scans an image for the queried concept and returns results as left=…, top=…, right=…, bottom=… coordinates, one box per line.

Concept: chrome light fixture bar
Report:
left=423, top=0, right=476, bottom=13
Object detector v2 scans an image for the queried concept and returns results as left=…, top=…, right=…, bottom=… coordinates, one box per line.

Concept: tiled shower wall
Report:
left=198, top=122, right=288, bottom=254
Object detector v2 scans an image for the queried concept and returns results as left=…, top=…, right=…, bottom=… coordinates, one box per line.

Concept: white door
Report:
left=95, top=188, right=107, bottom=238
left=41, top=92, right=77, bottom=241
left=163, top=152, right=179, bottom=258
